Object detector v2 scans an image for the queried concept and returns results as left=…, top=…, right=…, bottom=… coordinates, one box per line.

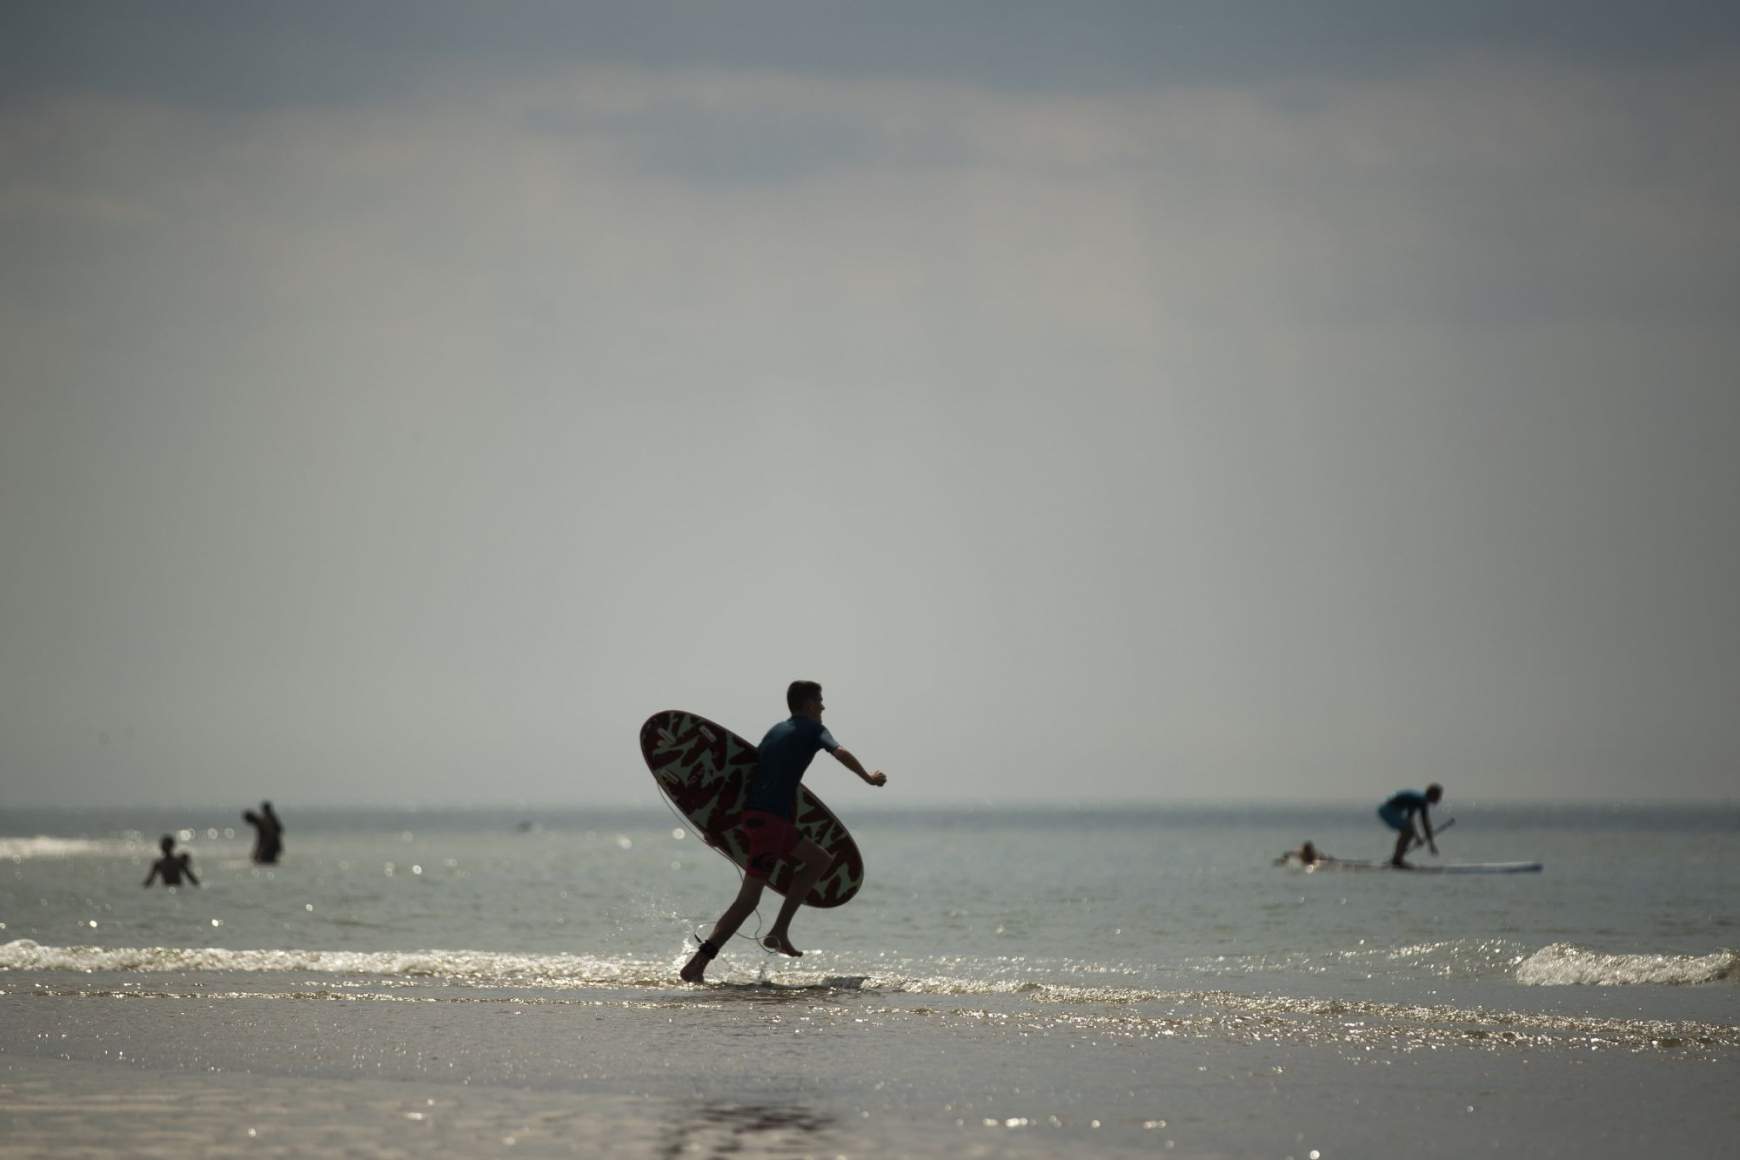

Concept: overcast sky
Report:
left=3, top=3, right=1737, bottom=807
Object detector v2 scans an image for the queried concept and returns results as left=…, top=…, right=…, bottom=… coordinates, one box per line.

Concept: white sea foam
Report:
left=0, top=939, right=654, bottom=985
left=1185, top=939, right=1530, bottom=981
left=10, top=939, right=1736, bottom=1056
left=0, top=835, right=140, bottom=860
left=1516, top=942, right=1738, bottom=986
left=11, top=935, right=1728, bottom=997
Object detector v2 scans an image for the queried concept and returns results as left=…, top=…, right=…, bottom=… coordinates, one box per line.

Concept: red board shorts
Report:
left=739, top=809, right=800, bottom=878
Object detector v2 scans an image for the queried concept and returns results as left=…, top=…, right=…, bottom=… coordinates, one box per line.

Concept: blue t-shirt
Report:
left=745, top=716, right=839, bottom=819
left=1383, top=790, right=1429, bottom=815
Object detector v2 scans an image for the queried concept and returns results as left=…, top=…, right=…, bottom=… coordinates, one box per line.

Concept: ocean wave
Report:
left=0, top=939, right=660, bottom=985
left=12, top=935, right=1727, bottom=994
left=0, top=836, right=140, bottom=860
left=1515, top=942, right=1738, bottom=986
left=1182, top=938, right=1530, bottom=981
left=9, top=939, right=1736, bottom=1056
left=0, top=938, right=1149, bottom=998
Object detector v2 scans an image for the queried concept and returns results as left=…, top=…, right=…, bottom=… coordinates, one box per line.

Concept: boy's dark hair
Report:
left=787, top=680, right=822, bottom=714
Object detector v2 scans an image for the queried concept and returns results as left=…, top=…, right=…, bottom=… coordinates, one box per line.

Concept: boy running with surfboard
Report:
left=680, top=681, right=886, bottom=983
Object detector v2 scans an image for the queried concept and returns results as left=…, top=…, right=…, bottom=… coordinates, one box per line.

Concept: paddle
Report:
left=1409, top=816, right=1455, bottom=852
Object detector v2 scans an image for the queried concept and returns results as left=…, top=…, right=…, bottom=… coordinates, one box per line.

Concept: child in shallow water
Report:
left=142, top=834, right=200, bottom=888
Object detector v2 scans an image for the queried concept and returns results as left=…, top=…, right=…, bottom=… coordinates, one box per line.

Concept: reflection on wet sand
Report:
left=657, top=1101, right=836, bottom=1159
left=662, top=976, right=875, bottom=1013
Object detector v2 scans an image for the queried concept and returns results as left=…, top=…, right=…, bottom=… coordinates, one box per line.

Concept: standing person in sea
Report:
left=142, top=834, right=200, bottom=888
left=244, top=801, right=284, bottom=864
left=679, top=681, right=887, bottom=984
left=1377, top=784, right=1442, bottom=867
left=262, top=801, right=284, bottom=858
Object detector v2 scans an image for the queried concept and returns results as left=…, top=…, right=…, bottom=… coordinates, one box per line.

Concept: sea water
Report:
left=2, top=803, right=1737, bottom=1155
left=4, top=803, right=1735, bottom=1018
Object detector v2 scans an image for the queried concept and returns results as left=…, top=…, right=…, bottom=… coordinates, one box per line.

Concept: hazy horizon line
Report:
left=3, top=795, right=1734, bottom=815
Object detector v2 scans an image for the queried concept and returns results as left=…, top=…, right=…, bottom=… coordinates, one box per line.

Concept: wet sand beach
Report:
left=3, top=967, right=1736, bottom=1158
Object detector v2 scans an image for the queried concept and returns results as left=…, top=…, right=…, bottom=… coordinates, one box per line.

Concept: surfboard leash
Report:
left=655, top=788, right=775, bottom=955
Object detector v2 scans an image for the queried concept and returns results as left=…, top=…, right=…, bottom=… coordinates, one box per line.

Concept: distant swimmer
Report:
left=680, top=681, right=887, bottom=984
left=1378, top=784, right=1442, bottom=867
left=142, top=834, right=200, bottom=888
left=1275, top=840, right=1331, bottom=867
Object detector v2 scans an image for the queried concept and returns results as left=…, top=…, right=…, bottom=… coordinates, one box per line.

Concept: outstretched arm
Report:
left=1420, top=809, right=1437, bottom=854
left=830, top=747, right=887, bottom=787
left=143, top=864, right=159, bottom=887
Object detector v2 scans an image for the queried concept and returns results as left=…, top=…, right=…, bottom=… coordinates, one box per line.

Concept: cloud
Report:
left=7, top=2, right=1740, bottom=110
left=7, top=45, right=1737, bottom=336
left=3, top=42, right=1738, bottom=802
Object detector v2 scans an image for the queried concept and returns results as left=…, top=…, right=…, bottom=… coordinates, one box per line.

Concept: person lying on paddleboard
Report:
left=1377, top=784, right=1442, bottom=867
left=1275, top=840, right=1331, bottom=867
left=680, top=680, right=886, bottom=984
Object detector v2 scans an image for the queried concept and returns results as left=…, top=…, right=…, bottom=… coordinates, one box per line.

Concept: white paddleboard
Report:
left=1307, top=859, right=1542, bottom=875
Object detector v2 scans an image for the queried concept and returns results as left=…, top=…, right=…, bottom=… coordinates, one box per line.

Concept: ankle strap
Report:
left=698, top=939, right=720, bottom=958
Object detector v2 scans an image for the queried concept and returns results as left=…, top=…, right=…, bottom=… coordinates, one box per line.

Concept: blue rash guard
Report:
left=744, top=716, right=839, bottom=820
left=1378, top=789, right=1429, bottom=832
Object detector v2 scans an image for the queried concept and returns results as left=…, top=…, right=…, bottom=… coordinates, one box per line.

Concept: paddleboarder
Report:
left=680, top=680, right=886, bottom=983
left=1378, top=784, right=1442, bottom=867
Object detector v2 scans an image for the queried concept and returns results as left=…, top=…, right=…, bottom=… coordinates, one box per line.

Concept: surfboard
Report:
left=1306, top=859, right=1543, bottom=875
left=639, top=709, right=865, bottom=907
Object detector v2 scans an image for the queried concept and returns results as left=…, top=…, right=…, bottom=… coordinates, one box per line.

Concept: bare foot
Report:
left=762, top=933, right=802, bottom=957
